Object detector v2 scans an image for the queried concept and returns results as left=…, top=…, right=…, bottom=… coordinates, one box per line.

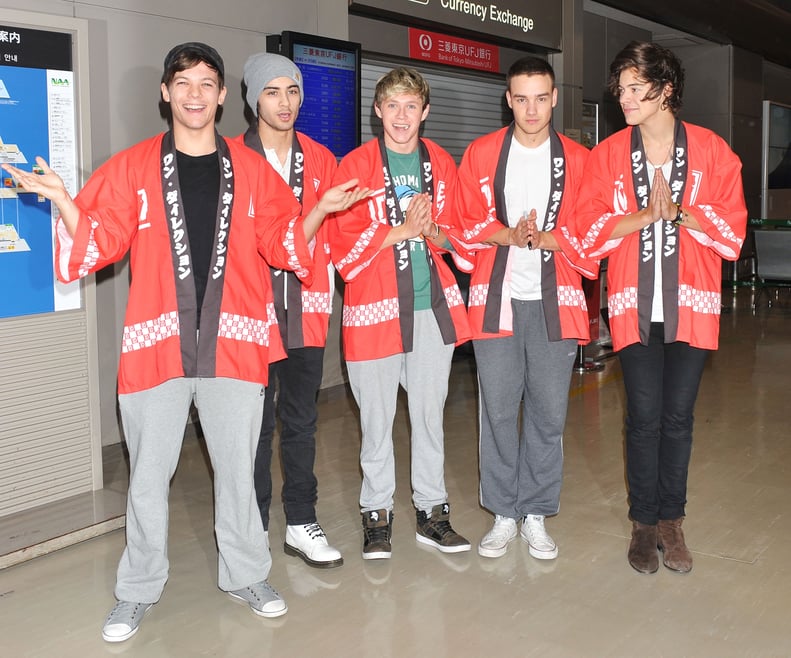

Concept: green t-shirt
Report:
left=386, top=148, right=432, bottom=311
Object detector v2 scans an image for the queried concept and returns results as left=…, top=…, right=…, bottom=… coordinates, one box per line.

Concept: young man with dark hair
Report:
left=456, top=56, right=596, bottom=560
left=578, top=41, right=747, bottom=574
left=330, top=67, right=472, bottom=559
left=3, top=42, right=315, bottom=641
left=235, top=52, right=367, bottom=569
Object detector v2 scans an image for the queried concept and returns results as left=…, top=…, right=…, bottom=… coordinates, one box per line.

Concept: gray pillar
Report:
left=550, top=0, right=585, bottom=142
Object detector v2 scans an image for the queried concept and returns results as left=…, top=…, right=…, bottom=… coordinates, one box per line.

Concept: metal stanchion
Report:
left=573, top=343, right=605, bottom=373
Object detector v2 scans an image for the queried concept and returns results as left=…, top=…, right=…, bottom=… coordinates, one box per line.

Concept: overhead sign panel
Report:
left=350, top=0, right=562, bottom=51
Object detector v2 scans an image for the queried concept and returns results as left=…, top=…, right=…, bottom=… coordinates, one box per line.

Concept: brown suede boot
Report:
left=657, top=518, right=693, bottom=573
left=628, top=521, right=659, bottom=574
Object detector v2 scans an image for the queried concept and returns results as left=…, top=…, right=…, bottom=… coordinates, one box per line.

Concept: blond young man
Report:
left=330, top=68, right=472, bottom=559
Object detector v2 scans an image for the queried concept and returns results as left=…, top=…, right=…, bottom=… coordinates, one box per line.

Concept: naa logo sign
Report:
left=50, top=77, right=71, bottom=87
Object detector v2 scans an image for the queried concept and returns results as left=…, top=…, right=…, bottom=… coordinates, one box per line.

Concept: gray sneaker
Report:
left=228, top=580, right=287, bottom=618
left=101, top=601, right=153, bottom=643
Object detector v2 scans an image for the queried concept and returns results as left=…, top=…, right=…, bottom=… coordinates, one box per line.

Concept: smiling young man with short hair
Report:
left=456, top=56, right=596, bottom=561
left=330, top=67, right=472, bottom=560
left=3, top=42, right=318, bottom=642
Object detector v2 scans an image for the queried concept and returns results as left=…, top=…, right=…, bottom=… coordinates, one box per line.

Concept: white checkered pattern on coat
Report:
left=342, top=297, right=399, bottom=327
left=702, top=205, right=743, bottom=258
left=122, top=311, right=180, bottom=353
left=282, top=217, right=310, bottom=280
left=678, top=284, right=721, bottom=315
left=218, top=311, right=273, bottom=346
left=558, top=285, right=587, bottom=310
left=78, top=218, right=102, bottom=278
left=582, top=213, right=616, bottom=259
left=608, top=287, right=639, bottom=318
left=462, top=214, right=497, bottom=243
left=302, top=290, right=332, bottom=315
left=444, top=285, right=465, bottom=308
left=467, top=283, right=489, bottom=308
left=335, top=223, right=378, bottom=273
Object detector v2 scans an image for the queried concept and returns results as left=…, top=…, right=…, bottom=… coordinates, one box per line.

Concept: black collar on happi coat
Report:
left=377, top=136, right=457, bottom=352
left=244, top=127, right=306, bottom=349
left=630, top=120, right=687, bottom=344
left=483, top=124, right=567, bottom=341
left=160, top=130, right=234, bottom=376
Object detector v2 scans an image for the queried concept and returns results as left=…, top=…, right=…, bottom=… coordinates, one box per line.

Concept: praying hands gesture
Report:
left=380, top=192, right=433, bottom=249
left=648, top=167, right=678, bottom=223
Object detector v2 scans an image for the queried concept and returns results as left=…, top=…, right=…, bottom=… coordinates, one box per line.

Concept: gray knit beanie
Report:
left=243, top=52, right=304, bottom=112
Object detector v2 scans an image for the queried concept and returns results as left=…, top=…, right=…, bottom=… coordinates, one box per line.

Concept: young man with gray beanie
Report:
left=235, top=52, right=368, bottom=569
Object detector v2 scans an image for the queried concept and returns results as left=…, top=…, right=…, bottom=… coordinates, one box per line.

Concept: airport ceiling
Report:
left=591, top=0, right=791, bottom=68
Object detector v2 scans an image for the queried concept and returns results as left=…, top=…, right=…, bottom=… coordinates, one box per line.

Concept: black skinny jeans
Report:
left=253, top=346, right=324, bottom=530
left=617, top=323, right=710, bottom=525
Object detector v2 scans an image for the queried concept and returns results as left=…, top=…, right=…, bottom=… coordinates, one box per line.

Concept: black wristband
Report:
left=672, top=204, right=684, bottom=226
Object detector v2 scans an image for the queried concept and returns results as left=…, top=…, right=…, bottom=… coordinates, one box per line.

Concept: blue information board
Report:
left=0, top=26, right=78, bottom=319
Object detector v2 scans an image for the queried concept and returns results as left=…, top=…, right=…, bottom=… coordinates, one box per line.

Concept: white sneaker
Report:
left=101, top=601, right=153, bottom=643
left=478, top=515, right=518, bottom=558
left=284, top=522, right=344, bottom=568
left=521, top=514, right=558, bottom=560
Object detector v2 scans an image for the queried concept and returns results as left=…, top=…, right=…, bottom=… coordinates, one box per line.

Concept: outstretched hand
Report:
left=318, top=178, right=371, bottom=215
left=1, top=156, right=70, bottom=205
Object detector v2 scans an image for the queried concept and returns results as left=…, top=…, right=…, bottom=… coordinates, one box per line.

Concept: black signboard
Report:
left=0, top=25, right=72, bottom=70
left=349, top=0, right=562, bottom=51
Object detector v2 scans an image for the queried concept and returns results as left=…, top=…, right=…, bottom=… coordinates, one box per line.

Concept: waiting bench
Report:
left=753, top=228, right=791, bottom=308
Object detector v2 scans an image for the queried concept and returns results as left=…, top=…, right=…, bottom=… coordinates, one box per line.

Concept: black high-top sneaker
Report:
left=362, top=509, right=392, bottom=559
left=416, top=503, right=471, bottom=553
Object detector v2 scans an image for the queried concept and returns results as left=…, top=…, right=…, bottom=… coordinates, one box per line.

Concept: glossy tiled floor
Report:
left=1, top=288, right=790, bottom=657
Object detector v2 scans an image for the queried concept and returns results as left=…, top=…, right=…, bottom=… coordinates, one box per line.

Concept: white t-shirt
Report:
left=647, top=160, right=673, bottom=322
left=503, top=136, right=551, bottom=300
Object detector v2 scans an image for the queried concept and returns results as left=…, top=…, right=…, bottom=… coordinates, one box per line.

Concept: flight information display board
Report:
left=267, top=32, right=361, bottom=159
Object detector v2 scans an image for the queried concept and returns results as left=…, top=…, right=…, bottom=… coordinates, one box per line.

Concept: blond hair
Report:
left=374, top=67, right=430, bottom=108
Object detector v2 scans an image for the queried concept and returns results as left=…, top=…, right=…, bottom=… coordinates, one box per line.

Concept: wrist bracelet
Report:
left=672, top=204, right=684, bottom=226
left=430, top=222, right=440, bottom=239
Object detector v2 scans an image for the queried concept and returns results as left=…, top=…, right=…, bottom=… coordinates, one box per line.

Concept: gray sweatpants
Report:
left=115, top=377, right=269, bottom=603
left=474, top=300, right=576, bottom=519
left=347, top=309, right=454, bottom=514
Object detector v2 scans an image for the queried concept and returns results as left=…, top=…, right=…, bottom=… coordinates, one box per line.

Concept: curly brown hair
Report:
left=608, top=41, right=684, bottom=115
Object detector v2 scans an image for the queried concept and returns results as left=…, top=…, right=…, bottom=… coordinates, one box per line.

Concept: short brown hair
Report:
left=161, top=42, right=225, bottom=88
left=507, top=56, right=555, bottom=90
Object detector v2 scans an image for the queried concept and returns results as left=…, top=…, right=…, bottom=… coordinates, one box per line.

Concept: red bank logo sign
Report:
left=408, top=27, right=499, bottom=73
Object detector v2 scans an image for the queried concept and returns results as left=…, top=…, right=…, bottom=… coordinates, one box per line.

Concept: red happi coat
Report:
left=232, top=130, right=336, bottom=349
left=455, top=126, right=597, bottom=343
left=329, top=138, right=471, bottom=362
left=577, top=122, right=747, bottom=351
left=55, top=133, right=312, bottom=393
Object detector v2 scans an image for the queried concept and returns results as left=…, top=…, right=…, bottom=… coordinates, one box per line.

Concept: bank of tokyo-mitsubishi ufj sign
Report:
left=349, top=0, right=562, bottom=51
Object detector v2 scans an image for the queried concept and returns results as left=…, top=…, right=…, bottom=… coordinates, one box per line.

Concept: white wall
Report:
left=0, top=0, right=350, bottom=445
